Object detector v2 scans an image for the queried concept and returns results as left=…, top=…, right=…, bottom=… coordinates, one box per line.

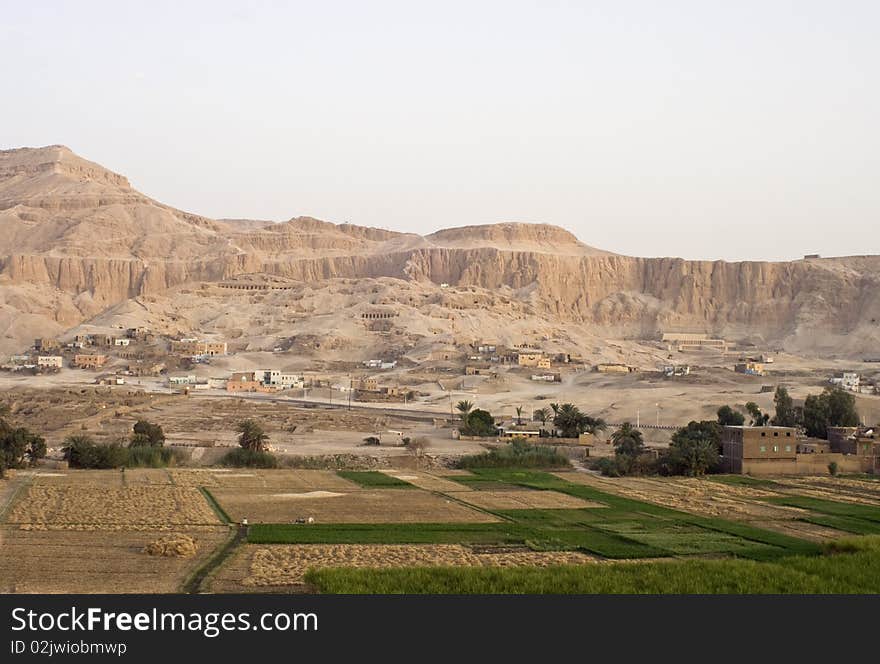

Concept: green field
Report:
left=248, top=469, right=820, bottom=560
left=336, top=470, right=414, bottom=488
left=306, top=536, right=880, bottom=594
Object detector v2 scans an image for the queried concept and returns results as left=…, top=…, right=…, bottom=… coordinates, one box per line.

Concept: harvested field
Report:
left=455, top=489, right=603, bottom=511
left=213, top=543, right=598, bottom=588
left=168, top=469, right=359, bottom=491
left=209, top=488, right=500, bottom=524
left=552, top=472, right=802, bottom=520
left=7, top=485, right=221, bottom=530
left=379, top=470, right=474, bottom=493
left=0, top=526, right=228, bottom=593
left=771, top=477, right=880, bottom=506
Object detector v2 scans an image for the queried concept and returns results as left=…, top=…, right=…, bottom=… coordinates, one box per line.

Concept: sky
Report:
left=1, top=1, right=878, bottom=261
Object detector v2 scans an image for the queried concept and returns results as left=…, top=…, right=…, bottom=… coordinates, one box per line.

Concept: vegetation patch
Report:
left=457, top=440, right=570, bottom=470
left=336, top=471, right=414, bottom=488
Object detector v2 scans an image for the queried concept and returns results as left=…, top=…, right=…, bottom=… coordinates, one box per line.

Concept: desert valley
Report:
left=1, top=145, right=880, bottom=594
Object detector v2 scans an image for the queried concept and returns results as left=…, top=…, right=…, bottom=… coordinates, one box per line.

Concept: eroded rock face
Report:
left=1, top=145, right=878, bottom=355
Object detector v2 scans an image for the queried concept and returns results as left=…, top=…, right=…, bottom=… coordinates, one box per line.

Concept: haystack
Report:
left=143, top=533, right=198, bottom=557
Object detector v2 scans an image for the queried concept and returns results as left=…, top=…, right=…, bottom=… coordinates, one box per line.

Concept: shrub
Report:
left=457, top=438, right=570, bottom=469
left=127, top=446, right=183, bottom=467
left=828, top=461, right=839, bottom=476
left=219, top=447, right=279, bottom=468
left=63, top=436, right=128, bottom=469
left=131, top=420, right=165, bottom=447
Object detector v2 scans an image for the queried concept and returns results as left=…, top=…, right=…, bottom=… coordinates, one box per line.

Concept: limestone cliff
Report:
left=0, top=145, right=878, bottom=356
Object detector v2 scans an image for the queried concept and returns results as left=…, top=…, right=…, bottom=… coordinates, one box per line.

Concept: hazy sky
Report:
left=1, top=1, right=877, bottom=261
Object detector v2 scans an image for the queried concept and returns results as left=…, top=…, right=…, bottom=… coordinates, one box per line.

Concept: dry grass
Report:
left=0, top=526, right=228, bottom=593
left=168, top=469, right=360, bottom=491
left=7, top=485, right=221, bottom=530
left=226, top=544, right=598, bottom=586
left=209, top=487, right=499, bottom=524
left=455, top=489, right=603, bottom=510
left=379, top=470, right=474, bottom=493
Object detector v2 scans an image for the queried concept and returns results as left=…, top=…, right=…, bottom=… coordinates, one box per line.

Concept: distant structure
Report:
left=662, top=332, right=727, bottom=352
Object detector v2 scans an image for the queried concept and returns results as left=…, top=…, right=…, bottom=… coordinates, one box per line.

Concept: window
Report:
left=761, top=432, right=766, bottom=437
left=760, top=446, right=767, bottom=452
left=773, top=445, right=779, bottom=452
left=785, top=445, right=791, bottom=452
left=773, top=432, right=779, bottom=437
left=786, top=432, right=791, bottom=437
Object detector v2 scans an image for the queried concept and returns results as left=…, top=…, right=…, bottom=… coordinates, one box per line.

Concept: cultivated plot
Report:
left=208, top=487, right=500, bottom=524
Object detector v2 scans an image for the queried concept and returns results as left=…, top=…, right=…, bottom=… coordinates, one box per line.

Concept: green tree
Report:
left=515, top=406, right=524, bottom=426
left=716, top=405, right=745, bottom=426
left=236, top=419, right=270, bottom=452
left=461, top=409, right=496, bottom=437
left=131, top=420, right=165, bottom=447
left=62, top=435, right=127, bottom=469
left=552, top=404, right=607, bottom=438
left=803, top=387, right=859, bottom=439
left=533, top=407, right=551, bottom=427
left=771, top=386, right=800, bottom=427
left=666, top=436, right=719, bottom=477
left=745, top=402, right=770, bottom=426
left=610, top=422, right=645, bottom=458
left=0, top=418, right=47, bottom=477
left=671, top=420, right=722, bottom=451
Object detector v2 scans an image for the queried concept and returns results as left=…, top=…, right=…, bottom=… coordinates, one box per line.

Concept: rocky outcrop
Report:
left=1, top=145, right=878, bottom=354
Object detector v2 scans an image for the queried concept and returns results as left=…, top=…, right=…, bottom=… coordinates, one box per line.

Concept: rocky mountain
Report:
left=1, top=145, right=878, bottom=356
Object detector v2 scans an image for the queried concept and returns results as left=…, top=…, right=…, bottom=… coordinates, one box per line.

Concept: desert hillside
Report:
left=1, top=145, right=878, bottom=357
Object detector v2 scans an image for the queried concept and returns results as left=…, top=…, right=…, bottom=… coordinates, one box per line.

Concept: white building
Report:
left=113, top=338, right=131, bottom=347
left=36, top=355, right=63, bottom=368
left=168, top=375, right=198, bottom=385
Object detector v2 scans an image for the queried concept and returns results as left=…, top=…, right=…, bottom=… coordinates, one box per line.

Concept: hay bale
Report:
left=143, top=534, right=198, bottom=557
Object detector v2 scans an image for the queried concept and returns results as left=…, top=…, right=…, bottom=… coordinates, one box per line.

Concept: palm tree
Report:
left=515, top=406, right=524, bottom=426
left=553, top=403, right=584, bottom=438
left=455, top=400, right=474, bottom=422
left=610, top=422, right=644, bottom=457
left=582, top=416, right=608, bottom=435
left=533, top=407, right=551, bottom=426
left=550, top=403, right=560, bottom=416
left=236, top=419, right=269, bottom=452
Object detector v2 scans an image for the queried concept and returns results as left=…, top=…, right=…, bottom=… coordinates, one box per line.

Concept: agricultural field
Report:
left=4, top=466, right=880, bottom=594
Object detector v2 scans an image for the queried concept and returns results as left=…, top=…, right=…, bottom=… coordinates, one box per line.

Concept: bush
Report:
left=828, top=461, right=839, bottom=476
left=460, top=409, right=497, bottom=437
left=63, top=436, right=129, bottom=469
left=63, top=434, right=182, bottom=468
left=127, top=446, right=183, bottom=467
left=219, top=447, right=279, bottom=468
left=457, top=439, right=570, bottom=469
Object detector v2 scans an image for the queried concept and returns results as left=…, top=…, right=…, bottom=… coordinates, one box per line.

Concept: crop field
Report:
left=306, top=536, right=880, bottom=594
left=207, top=486, right=500, bottom=524
left=7, top=484, right=221, bottom=530
left=208, top=544, right=598, bottom=589
left=0, top=526, right=229, bottom=593
left=4, top=466, right=879, bottom=594
left=167, top=469, right=360, bottom=490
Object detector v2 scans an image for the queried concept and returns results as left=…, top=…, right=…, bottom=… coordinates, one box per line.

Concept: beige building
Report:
left=355, top=377, right=379, bottom=392
left=517, top=352, right=546, bottom=367
left=721, top=426, right=797, bottom=473
left=595, top=363, right=633, bottom=374
left=735, top=362, right=766, bottom=376
left=36, top=355, right=63, bottom=369
left=73, top=354, right=108, bottom=370
left=171, top=339, right=228, bottom=356
left=34, top=338, right=61, bottom=352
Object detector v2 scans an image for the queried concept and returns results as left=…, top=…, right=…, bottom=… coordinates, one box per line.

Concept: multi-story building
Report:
left=36, top=356, right=63, bottom=369
left=721, top=426, right=797, bottom=473
left=73, top=354, right=108, bottom=370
